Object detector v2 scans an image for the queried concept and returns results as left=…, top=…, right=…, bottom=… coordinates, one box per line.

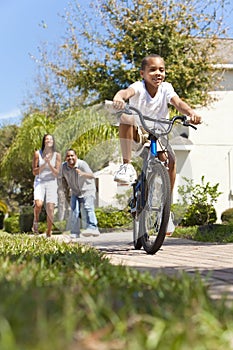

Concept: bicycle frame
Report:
left=131, top=134, right=162, bottom=216
left=104, top=100, right=197, bottom=254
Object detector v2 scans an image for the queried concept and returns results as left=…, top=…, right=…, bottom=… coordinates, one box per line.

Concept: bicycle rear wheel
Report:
left=140, top=162, right=171, bottom=255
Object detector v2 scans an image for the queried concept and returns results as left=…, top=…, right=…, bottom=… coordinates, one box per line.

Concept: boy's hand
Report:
left=189, top=114, right=202, bottom=125
left=113, top=98, right=125, bottom=110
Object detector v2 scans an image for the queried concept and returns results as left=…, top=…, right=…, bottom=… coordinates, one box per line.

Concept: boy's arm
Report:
left=113, top=87, right=135, bottom=109
left=171, top=95, right=202, bottom=125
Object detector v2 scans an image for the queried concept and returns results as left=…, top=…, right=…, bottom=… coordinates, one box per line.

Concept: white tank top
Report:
left=36, top=150, right=57, bottom=181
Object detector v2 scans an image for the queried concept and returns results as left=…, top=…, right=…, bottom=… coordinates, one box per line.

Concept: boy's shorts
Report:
left=106, top=110, right=176, bottom=161
left=34, top=178, right=58, bottom=205
left=133, top=126, right=176, bottom=161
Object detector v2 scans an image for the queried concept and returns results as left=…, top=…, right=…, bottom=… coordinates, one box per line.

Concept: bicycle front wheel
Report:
left=140, top=162, right=171, bottom=255
left=133, top=216, right=143, bottom=250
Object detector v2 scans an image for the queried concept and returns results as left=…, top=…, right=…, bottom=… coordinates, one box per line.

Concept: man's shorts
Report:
left=34, top=178, right=58, bottom=205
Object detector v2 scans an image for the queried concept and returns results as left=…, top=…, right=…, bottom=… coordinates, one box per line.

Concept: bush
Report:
left=177, top=176, right=221, bottom=226
left=181, top=203, right=217, bottom=227
left=19, top=206, right=34, bottom=233
left=4, top=215, right=20, bottom=233
left=95, top=206, right=132, bottom=229
left=0, top=211, right=4, bottom=229
left=171, top=203, right=187, bottom=226
left=221, top=208, right=233, bottom=224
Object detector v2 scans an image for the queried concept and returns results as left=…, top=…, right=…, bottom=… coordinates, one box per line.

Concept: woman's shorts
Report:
left=34, top=178, right=58, bottom=205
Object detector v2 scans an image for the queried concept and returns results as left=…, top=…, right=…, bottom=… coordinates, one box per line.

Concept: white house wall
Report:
left=176, top=91, right=233, bottom=222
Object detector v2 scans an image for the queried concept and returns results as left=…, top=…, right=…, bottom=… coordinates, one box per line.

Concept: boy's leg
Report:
left=119, top=113, right=138, bottom=163
left=158, top=148, right=176, bottom=236
left=114, top=114, right=138, bottom=184
left=158, top=150, right=176, bottom=192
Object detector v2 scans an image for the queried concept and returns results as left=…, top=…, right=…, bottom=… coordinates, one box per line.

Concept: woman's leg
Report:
left=33, top=200, right=43, bottom=233
left=46, top=202, right=55, bottom=237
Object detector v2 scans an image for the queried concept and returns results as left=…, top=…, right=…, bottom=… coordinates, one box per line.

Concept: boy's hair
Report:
left=141, top=54, right=164, bottom=70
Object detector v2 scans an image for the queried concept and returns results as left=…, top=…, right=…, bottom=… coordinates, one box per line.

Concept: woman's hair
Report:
left=141, top=54, right=164, bottom=70
left=41, top=134, right=56, bottom=152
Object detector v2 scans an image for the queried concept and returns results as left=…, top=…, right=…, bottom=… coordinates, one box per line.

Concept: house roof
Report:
left=215, top=38, right=233, bottom=64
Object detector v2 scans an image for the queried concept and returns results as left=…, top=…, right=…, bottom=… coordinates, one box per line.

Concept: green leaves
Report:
left=177, top=176, right=222, bottom=226
left=47, top=0, right=226, bottom=107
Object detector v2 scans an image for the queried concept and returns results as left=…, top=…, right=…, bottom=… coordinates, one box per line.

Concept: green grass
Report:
left=173, top=224, right=233, bottom=243
left=0, top=233, right=233, bottom=349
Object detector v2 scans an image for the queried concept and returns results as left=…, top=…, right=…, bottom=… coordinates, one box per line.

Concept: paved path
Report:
left=54, top=231, right=233, bottom=301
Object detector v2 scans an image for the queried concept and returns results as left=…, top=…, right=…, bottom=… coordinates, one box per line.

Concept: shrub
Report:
left=221, top=208, right=233, bottom=224
left=181, top=203, right=217, bottom=227
left=177, top=176, right=221, bottom=226
left=0, top=211, right=4, bottom=229
left=4, top=215, right=20, bottom=233
left=19, top=206, right=34, bottom=233
left=95, top=206, right=132, bottom=229
left=171, top=203, right=187, bottom=226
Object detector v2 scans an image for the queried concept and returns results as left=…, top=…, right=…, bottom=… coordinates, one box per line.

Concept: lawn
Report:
left=0, top=231, right=233, bottom=349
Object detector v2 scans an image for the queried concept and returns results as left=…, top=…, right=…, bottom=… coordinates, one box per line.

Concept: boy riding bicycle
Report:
left=112, top=54, right=202, bottom=188
left=112, top=54, right=202, bottom=235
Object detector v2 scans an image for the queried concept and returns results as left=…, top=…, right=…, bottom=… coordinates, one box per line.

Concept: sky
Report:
left=0, top=0, right=72, bottom=126
left=0, top=0, right=233, bottom=126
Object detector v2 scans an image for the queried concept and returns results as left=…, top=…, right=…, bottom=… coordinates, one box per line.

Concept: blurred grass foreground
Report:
left=0, top=233, right=233, bottom=350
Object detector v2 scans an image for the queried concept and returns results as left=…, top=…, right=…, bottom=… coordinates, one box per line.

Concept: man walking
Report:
left=62, top=149, right=100, bottom=239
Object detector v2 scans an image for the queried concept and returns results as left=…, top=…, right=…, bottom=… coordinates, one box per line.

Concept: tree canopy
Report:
left=0, top=0, right=229, bottom=209
left=42, top=0, right=227, bottom=109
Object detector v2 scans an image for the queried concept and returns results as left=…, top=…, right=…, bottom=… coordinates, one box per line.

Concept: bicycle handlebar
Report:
left=104, top=100, right=197, bottom=137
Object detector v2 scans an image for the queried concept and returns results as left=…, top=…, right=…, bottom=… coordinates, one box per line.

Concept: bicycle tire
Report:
left=133, top=216, right=142, bottom=249
left=140, top=162, right=171, bottom=255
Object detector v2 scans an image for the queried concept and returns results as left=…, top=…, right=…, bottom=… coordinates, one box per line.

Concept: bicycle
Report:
left=105, top=101, right=197, bottom=255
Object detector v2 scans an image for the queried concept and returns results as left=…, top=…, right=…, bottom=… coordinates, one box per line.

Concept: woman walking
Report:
left=32, top=134, right=61, bottom=237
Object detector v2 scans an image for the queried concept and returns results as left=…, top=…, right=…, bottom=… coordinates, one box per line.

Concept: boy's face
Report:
left=140, top=57, right=165, bottom=91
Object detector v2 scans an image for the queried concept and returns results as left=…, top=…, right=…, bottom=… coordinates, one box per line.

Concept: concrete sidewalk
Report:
left=53, top=230, right=233, bottom=301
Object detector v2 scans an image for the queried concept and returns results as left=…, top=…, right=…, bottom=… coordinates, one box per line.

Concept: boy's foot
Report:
left=166, top=213, right=175, bottom=236
left=114, top=163, right=137, bottom=184
left=81, top=229, right=100, bottom=237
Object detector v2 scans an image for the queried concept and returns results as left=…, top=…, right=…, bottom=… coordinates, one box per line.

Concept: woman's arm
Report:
left=47, top=152, right=61, bottom=177
left=32, top=151, right=45, bottom=176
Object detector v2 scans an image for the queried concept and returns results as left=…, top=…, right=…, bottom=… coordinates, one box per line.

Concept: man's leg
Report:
left=81, top=196, right=100, bottom=237
left=70, top=194, right=80, bottom=237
